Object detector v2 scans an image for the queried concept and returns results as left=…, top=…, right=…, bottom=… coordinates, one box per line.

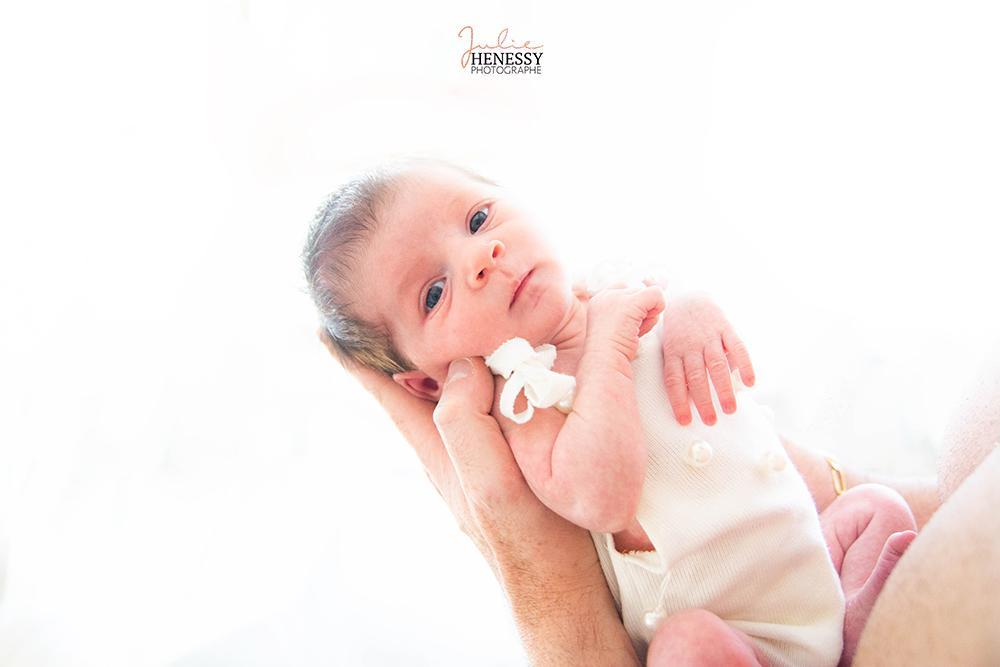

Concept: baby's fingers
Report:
left=684, top=352, right=717, bottom=426
left=722, top=327, right=755, bottom=387
left=663, top=355, right=691, bottom=425
left=705, top=339, right=736, bottom=414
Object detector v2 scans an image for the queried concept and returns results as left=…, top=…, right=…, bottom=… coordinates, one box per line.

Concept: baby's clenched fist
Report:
left=586, top=285, right=665, bottom=362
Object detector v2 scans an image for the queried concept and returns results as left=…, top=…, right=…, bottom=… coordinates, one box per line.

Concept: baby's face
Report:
left=353, top=164, right=573, bottom=396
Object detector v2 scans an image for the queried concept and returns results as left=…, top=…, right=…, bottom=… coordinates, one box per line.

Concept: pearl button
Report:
left=763, top=449, right=787, bottom=472
left=643, top=610, right=665, bottom=631
left=684, top=440, right=714, bottom=467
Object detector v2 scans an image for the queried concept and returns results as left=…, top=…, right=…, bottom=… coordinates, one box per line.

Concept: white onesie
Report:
left=589, top=318, right=845, bottom=665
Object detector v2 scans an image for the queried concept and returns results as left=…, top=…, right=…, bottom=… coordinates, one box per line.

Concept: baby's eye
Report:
left=469, top=206, right=489, bottom=234
left=424, top=278, right=445, bottom=312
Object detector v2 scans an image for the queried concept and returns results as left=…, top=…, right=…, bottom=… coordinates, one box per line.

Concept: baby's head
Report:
left=303, top=159, right=574, bottom=401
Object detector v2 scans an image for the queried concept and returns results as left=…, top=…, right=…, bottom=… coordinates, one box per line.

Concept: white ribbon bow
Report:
left=484, top=338, right=576, bottom=424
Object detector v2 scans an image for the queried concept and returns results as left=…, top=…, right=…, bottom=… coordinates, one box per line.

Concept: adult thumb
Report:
left=435, top=358, right=495, bottom=423
left=433, top=357, right=524, bottom=497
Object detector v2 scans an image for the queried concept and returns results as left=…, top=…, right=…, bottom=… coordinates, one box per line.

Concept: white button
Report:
left=763, top=449, right=787, bottom=472
left=643, top=610, right=665, bottom=631
left=685, top=440, right=713, bottom=467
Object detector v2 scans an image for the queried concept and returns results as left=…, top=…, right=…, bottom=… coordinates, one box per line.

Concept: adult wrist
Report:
left=496, top=550, right=640, bottom=667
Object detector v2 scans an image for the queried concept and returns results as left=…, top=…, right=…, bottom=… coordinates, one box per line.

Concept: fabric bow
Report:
left=484, top=338, right=576, bottom=424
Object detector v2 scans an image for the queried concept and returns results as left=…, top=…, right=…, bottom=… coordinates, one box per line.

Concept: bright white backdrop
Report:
left=1, top=1, right=998, bottom=665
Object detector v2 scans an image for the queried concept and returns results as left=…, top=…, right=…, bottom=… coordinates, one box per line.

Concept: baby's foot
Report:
left=840, top=530, right=917, bottom=667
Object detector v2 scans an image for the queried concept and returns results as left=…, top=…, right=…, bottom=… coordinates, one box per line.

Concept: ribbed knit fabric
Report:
left=591, top=320, right=845, bottom=666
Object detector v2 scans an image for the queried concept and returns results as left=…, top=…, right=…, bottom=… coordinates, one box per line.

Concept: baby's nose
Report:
left=467, top=240, right=505, bottom=288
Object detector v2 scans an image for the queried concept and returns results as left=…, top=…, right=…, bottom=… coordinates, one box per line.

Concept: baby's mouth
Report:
left=510, top=269, right=534, bottom=308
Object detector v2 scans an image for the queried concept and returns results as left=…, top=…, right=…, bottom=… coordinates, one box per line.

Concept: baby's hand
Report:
left=661, top=293, right=755, bottom=426
left=586, top=285, right=665, bottom=362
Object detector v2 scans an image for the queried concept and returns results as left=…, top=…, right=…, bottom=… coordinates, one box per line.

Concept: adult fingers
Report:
left=705, top=338, right=736, bottom=414
left=663, top=355, right=692, bottom=425
left=434, top=358, right=532, bottom=517
left=684, top=352, right=717, bottom=426
left=722, top=327, right=755, bottom=387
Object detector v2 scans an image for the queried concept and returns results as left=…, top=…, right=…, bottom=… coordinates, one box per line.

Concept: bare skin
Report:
left=854, top=448, right=1000, bottom=666
left=821, top=488, right=918, bottom=666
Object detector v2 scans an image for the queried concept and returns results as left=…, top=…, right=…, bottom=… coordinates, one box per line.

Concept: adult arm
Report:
left=326, top=334, right=639, bottom=665
left=781, top=436, right=940, bottom=529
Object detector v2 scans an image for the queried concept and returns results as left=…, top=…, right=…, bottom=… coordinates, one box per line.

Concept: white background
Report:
left=1, top=1, right=998, bottom=665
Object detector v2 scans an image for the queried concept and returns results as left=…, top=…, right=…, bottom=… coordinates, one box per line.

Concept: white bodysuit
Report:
left=590, top=319, right=845, bottom=666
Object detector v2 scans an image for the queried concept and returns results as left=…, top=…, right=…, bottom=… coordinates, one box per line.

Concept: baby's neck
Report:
left=543, top=294, right=589, bottom=376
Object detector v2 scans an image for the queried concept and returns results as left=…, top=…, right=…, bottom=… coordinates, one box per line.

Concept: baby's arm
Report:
left=494, top=286, right=664, bottom=533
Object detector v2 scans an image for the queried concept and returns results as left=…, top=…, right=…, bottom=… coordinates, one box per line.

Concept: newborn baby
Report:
left=303, top=159, right=917, bottom=666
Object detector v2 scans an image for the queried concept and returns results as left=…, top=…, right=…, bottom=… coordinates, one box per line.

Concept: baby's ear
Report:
left=392, top=370, right=442, bottom=402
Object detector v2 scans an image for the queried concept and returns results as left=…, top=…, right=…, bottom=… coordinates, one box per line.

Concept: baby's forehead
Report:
left=379, top=165, right=493, bottom=227
left=386, top=165, right=485, bottom=214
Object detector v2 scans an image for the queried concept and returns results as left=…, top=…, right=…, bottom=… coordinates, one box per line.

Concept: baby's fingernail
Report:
left=446, top=358, right=472, bottom=385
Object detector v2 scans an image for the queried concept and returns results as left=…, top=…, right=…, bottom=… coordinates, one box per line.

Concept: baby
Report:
left=304, top=159, right=918, bottom=666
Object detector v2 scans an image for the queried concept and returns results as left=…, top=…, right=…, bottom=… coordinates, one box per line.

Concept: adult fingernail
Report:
left=446, top=358, right=471, bottom=385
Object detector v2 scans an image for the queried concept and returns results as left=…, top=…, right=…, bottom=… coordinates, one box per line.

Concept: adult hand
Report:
left=321, top=332, right=639, bottom=665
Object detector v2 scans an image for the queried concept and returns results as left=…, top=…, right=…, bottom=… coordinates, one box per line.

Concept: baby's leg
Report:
left=646, top=609, right=768, bottom=667
left=820, top=483, right=918, bottom=666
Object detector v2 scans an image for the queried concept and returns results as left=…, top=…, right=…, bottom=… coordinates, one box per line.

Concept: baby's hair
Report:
left=302, top=157, right=498, bottom=375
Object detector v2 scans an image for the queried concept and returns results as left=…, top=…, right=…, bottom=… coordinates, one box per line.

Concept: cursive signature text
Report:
left=458, top=25, right=543, bottom=69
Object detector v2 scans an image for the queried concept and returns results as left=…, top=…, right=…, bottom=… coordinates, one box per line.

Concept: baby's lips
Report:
left=509, top=268, right=534, bottom=307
